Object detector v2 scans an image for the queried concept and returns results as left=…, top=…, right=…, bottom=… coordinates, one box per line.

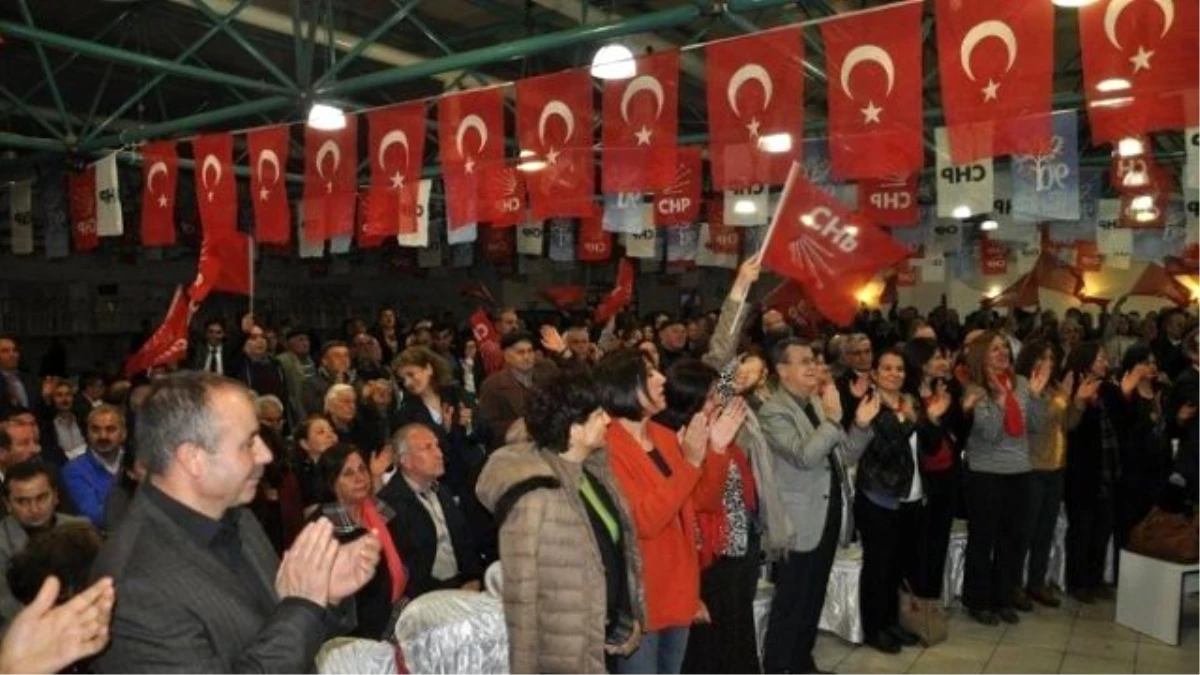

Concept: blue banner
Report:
left=1011, top=112, right=1080, bottom=222
left=602, top=193, right=647, bottom=234
left=548, top=218, right=575, bottom=262
left=666, top=224, right=699, bottom=262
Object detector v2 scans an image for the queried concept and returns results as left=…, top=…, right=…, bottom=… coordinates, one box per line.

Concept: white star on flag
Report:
left=324, top=181, right=333, bottom=193
left=1129, top=46, right=1154, bottom=73
left=860, top=100, right=883, bottom=124
left=465, top=158, right=476, bottom=174
left=981, top=79, right=1000, bottom=101
left=546, top=148, right=560, bottom=165
left=206, top=191, right=215, bottom=202
left=157, top=195, right=169, bottom=208
left=389, top=172, right=405, bottom=189
left=746, top=117, right=761, bottom=138
left=259, top=188, right=270, bottom=201
left=634, top=126, right=653, bottom=146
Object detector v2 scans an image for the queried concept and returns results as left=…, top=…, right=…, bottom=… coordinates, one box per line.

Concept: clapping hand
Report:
left=819, top=382, right=843, bottom=424
left=850, top=374, right=871, bottom=399
left=328, top=530, right=383, bottom=605
left=961, top=386, right=984, bottom=413
left=708, top=397, right=748, bottom=453
left=680, top=413, right=710, bottom=467
left=0, top=576, right=115, bottom=675
left=1075, top=374, right=1102, bottom=405
left=275, top=519, right=338, bottom=606
left=926, top=381, right=951, bottom=422
left=1030, top=360, right=1053, bottom=397
left=854, top=392, right=882, bottom=428
left=1121, top=363, right=1152, bottom=396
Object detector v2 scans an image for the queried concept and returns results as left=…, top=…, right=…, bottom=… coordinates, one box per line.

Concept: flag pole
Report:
left=729, top=160, right=802, bottom=335
left=248, top=235, right=256, bottom=318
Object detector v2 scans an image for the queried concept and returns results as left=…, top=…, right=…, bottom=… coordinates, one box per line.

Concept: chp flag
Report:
left=653, top=146, right=703, bottom=227
left=758, top=162, right=910, bottom=326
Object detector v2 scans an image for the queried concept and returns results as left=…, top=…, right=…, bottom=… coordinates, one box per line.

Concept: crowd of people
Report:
left=0, top=258, right=1196, bottom=673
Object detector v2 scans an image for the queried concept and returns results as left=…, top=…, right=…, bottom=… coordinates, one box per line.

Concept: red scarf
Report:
left=992, top=371, right=1026, bottom=438
left=360, top=499, right=407, bottom=603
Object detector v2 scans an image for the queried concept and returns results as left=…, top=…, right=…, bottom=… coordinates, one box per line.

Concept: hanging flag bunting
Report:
left=517, top=219, right=544, bottom=256
left=697, top=221, right=741, bottom=269
left=247, top=125, right=291, bottom=245
left=68, top=167, right=99, bottom=252
left=447, top=222, right=478, bottom=245
left=140, top=141, right=178, bottom=246
left=653, top=146, right=702, bottom=226
left=935, top=126, right=994, bottom=218
left=577, top=213, right=613, bottom=262
left=624, top=219, right=660, bottom=259
left=706, top=26, right=803, bottom=189
left=123, top=286, right=195, bottom=377
left=602, top=50, right=679, bottom=194
left=821, top=2, right=924, bottom=180
left=439, top=87, right=505, bottom=230
left=192, top=132, right=238, bottom=240
left=921, top=248, right=947, bottom=282
left=981, top=235, right=1009, bottom=275
left=481, top=167, right=527, bottom=228
left=759, top=163, right=909, bottom=326
left=94, top=152, right=123, bottom=237
left=1129, top=262, right=1193, bottom=306
left=303, top=115, right=358, bottom=242
left=297, top=210, right=324, bottom=259
left=1097, top=223, right=1133, bottom=270
left=417, top=218, right=443, bottom=268
left=516, top=68, right=595, bottom=219
left=935, top=0, right=1055, bottom=163
left=989, top=167, right=1039, bottom=243
left=356, top=191, right=388, bottom=249
left=9, top=180, right=33, bottom=255
left=594, top=258, right=636, bottom=324
left=42, top=171, right=70, bottom=260
left=398, top=179, right=432, bottom=248
left=481, top=227, right=514, bottom=266
left=1011, top=112, right=1080, bottom=221
left=329, top=233, right=352, bottom=255
left=541, top=285, right=587, bottom=310
left=603, top=193, right=650, bottom=234
left=1074, top=240, right=1104, bottom=272
left=666, top=223, right=700, bottom=263
left=367, top=102, right=426, bottom=239
left=724, top=184, right=770, bottom=226
left=547, top=218, right=575, bottom=262
left=1079, top=0, right=1199, bottom=145
left=860, top=174, right=919, bottom=227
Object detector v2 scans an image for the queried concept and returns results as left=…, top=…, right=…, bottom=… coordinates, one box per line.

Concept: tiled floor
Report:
left=813, top=595, right=1198, bottom=673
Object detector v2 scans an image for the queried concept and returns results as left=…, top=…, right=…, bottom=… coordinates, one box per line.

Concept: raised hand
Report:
left=926, top=382, right=951, bottom=422
left=0, top=576, right=115, bottom=675
left=1030, top=360, right=1053, bottom=397
left=680, top=413, right=710, bottom=467
left=855, top=392, right=882, bottom=428
left=539, top=325, right=567, bottom=356
left=328, top=531, right=383, bottom=605
left=1058, top=371, right=1076, bottom=399
left=731, top=258, right=762, bottom=300
left=961, top=386, right=985, bottom=413
left=1121, top=363, right=1150, bottom=396
left=850, top=374, right=871, bottom=399
left=275, top=519, right=338, bottom=606
left=820, top=382, right=843, bottom=424
left=1075, top=375, right=1102, bottom=405
left=708, top=397, right=748, bottom=453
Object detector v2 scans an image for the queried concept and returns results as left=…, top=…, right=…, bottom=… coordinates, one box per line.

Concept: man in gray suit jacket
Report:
left=90, top=372, right=381, bottom=673
left=758, top=338, right=878, bottom=674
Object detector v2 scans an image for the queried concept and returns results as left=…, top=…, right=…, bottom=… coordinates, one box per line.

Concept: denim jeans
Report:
left=617, top=626, right=690, bottom=674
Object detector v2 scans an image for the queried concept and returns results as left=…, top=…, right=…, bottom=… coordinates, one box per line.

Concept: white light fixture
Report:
left=952, top=205, right=972, bottom=219
left=1096, top=78, right=1131, bottom=93
left=733, top=199, right=758, bottom=215
left=986, top=285, right=1003, bottom=299
left=1051, top=0, right=1100, bottom=6
left=516, top=158, right=547, bottom=173
left=307, top=102, right=346, bottom=131
left=1134, top=209, right=1158, bottom=223
left=1123, top=170, right=1149, bottom=188
left=591, top=44, right=635, bottom=80
left=1090, top=96, right=1134, bottom=109
left=1117, top=137, right=1145, bottom=157
left=980, top=218, right=999, bottom=231
left=519, top=149, right=537, bottom=159
left=757, top=132, right=793, bottom=154
left=1130, top=194, right=1155, bottom=211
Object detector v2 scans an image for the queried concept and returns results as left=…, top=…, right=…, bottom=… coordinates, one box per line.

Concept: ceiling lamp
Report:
left=307, top=102, right=346, bottom=131
left=591, top=44, right=635, bottom=80
left=758, top=132, right=793, bottom=154
left=1051, top=0, right=1100, bottom=7
left=1134, top=209, right=1158, bottom=223
left=1129, top=194, right=1155, bottom=211
left=733, top=199, right=758, bottom=215
left=1096, top=78, right=1131, bottom=93
left=1117, top=137, right=1145, bottom=157
left=952, top=205, right=972, bottom=219
left=980, top=218, right=999, bottom=231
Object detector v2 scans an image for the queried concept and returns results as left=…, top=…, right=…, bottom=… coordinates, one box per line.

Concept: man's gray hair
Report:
left=255, top=394, right=285, bottom=416
left=87, top=403, right=126, bottom=428
left=323, top=383, right=355, bottom=413
left=390, top=423, right=431, bottom=460
left=135, top=372, right=250, bottom=476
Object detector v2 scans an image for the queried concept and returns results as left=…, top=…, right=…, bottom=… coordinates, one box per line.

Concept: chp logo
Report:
left=787, top=207, right=861, bottom=288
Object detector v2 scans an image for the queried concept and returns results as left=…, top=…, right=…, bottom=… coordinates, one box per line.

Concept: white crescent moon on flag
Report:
left=377, top=129, right=410, bottom=170
left=316, top=139, right=341, bottom=179
left=840, top=45, right=895, bottom=99
left=201, top=155, right=222, bottom=190
left=726, top=63, right=773, bottom=118
left=455, top=114, right=489, bottom=158
left=537, top=100, right=575, bottom=147
left=620, top=75, right=665, bottom=124
left=257, top=149, right=280, bottom=186
left=960, top=20, right=1018, bottom=82
left=146, top=161, right=168, bottom=194
left=1105, top=0, right=1173, bottom=50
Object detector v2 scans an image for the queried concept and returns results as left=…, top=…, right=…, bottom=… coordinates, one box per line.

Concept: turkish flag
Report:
left=480, top=167, right=528, bottom=228
left=706, top=27, right=803, bottom=190
left=981, top=235, right=1009, bottom=275
left=517, top=68, right=595, bottom=219
left=191, top=228, right=252, bottom=302
left=247, top=125, right=291, bottom=245
left=541, top=285, right=587, bottom=309
left=123, top=286, right=194, bottom=377
left=859, top=174, right=920, bottom=226
left=986, top=272, right=1039, bottom=309
left=1130, top=262, right=1193, bottom=306
left=482, top=225, right=515, bottom=265
left=1080, top=0, right=1199, bottom=144
left=759, top=163, right=909, bottom=326
left=439, top=87, right=505, bottom=230
left=192, top=133, right=238, bottom=240
left=653, top=146, right=702, bottom=227
left=303, top=116, right=359, bottom=243
left=140, top=141, right=178, bottom=246
left=67, top=167, right=99, bottom=252
left=469, top=308, right=505, bottom=375
left=594, top=258, right=636, bottom=325
left=935, top=0, right=1055, bottom=163
left=577, top=213, right=613, bottom=262
left=367, top=102, right=426, bottom=238
left=356, top=192, right=387, bottom=249
left=822, top=2, right=923, bottom=180
left=602, top=50, right=679, bottom=194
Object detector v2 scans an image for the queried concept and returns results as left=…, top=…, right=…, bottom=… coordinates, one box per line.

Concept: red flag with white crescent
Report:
left=706, top=27, right=803, bottom=189
left=439, top=88, right=506, bottom=230
left=303, top=116, right=359, bottom=243
left=821, top=3, right=924, bottom=180
left=368, top=102, right=427, bottom=238
left=247, top=125, right=291, bottom=245
left=191, top=132, right=237, bottom=240
left=140, top=141, right=178, bottom=246
left=517, top=68, right=595, bottom=219
left=602, top=50, right=679, bottom=193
